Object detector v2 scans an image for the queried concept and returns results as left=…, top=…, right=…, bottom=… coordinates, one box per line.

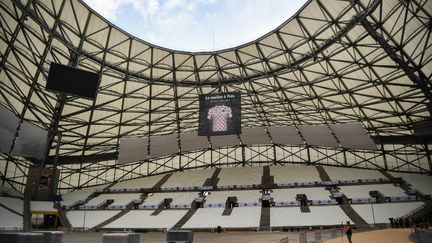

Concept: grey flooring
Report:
left=62, top=231, right=299, bottom=243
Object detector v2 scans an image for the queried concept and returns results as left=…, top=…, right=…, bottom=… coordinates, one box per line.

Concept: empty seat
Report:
left=351, top=202, right=424, bottom=224
left=61, top=186, right=104, bottom=208
left=161, top=169, right=215, bottom=189
left=391, top=172, right=432, bottom=196
left=110, top=174, right=166, bottom=190
left=104, top=210, right=188, bottom=229
left=183, top=207, right=261, bottom=228
left=271, top=165, right=321, bottom=185
left=339, top=184, right=407, bottom=199
left=272, top=187, right=332, bottom=202
left=205, top=190, right=261, bottom=206
left=83, top=193, right=141, bottom=209
left=217, top=167, right=263, bottom=187
left=323, top=166, right=386, bottom=182
left=270, top=206, right=351, bottom=227
left=67, top=210, right=120, bottom=228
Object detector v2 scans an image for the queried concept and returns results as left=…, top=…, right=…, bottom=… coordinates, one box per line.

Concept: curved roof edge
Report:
left=79, top=0, right=313, bottom=55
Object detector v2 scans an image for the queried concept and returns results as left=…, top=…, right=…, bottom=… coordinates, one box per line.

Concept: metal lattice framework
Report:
left=0, top=0, right=431, bottom=192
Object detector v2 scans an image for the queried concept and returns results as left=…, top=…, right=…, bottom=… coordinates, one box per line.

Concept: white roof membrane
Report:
left=298, top=125, right=339, bottom=147
left=240, top=127, right=271, bottom=145
left=210, top=135, right=240, bottom=149
left=118, top=137, right=148, bottom=164
left=330, top=123, right=378, bottom=150
left=11, top=121, right=48, bottom=160
left=0, top=106, right=19, bottom=154
left=149, top=134, right=179, bottom=158
left=268, top=126, right=303, bottom=145
left=179, top=132, right=209, bottom=152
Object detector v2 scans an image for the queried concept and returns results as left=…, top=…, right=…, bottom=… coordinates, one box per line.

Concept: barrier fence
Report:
left=412, top=227, right=432, bottom=243
left=278, top=228, right=344, bottom=243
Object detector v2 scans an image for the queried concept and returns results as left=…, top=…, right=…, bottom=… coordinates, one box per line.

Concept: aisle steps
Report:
left=259, top=206, right=271, bottom=231
left=203, top=168, right=221, bottom=188
left=316, top=166, right=332, bottom=182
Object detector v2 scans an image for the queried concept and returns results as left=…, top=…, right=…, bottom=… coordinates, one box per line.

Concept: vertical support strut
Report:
left=425, top=143, right=432, bottom=174
left=241, top=144, right=246, bottom=167
left=51, top=132, right=62, bottom=200
left=381, top=144, right=388, bottom=171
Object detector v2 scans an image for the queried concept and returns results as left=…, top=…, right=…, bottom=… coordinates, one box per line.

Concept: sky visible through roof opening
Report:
left=83, top=0, right=308, bottom=52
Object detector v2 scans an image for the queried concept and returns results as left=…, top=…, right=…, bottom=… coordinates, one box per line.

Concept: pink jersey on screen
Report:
left=207, top=105, right=232, bottom=132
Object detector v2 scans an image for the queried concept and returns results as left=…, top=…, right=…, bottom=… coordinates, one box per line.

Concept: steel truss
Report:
left=0, top=0, right=431, bottom=192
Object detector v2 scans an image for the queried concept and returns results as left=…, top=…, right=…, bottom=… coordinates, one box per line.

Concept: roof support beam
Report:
left=360, top=16, right=432, bottom=116
left=43, top=135, right=432, bottom=165
left=2, top=0, right=67, bottom=190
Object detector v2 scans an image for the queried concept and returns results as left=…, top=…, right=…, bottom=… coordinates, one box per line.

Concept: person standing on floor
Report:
left=344, top=221, right=353, bottom=243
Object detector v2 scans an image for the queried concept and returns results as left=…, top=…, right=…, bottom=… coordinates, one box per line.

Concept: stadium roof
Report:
left=0, top=0, right=431, bottom=191
left=82, top=0, right=310, bottom=52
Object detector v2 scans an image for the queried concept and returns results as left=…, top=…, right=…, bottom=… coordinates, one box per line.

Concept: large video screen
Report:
left=46, top=62, right=100, bottom=99
left=198, top=92, right=241, bottom=136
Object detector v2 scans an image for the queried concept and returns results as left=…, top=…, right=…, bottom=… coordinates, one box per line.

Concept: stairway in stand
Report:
left=300, top=205, right=311, bottom=213
left=92, top=201, right=136, bottom=230
left=203, top=168, right=221, bottom=188
left=380, top=170, right=396, bottom=181
left=381, top=170, right=431, bottom=202
left=151, top=198, right=172, bottom=216
left=54, top=202, right=72, bottom=230
left=339, top=195, right=368, bottom=227
left=384, top=169, right=432, bottom=226
left=316, top=166, right=332, bottom=182
left=152, top=173, right=172, bottom=190
left=77, top=181, right=118, bottom=211
left=381, top=170, right=415, bottom=194
left=172, top=201, right=199, bottom=229
left=259, top=206, right=271, bottom=231
left=75, top=187, right=108, bottom=211
left=222, top=207, right=233, bottom=216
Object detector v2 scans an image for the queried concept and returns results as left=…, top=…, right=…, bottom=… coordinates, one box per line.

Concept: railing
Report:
left=277, top=228, right=344, bottom=243
left=277, top=225, right=392, bottom=243
left=412, top=227, right=432, bottom=243
left=403, top=201, right=432, bottom=218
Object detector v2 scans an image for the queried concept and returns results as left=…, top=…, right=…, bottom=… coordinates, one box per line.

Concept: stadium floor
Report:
left=62, top=228, right=416, bottom=243
left=323, top=228, right=415, bottom=243
left=63, top=231, right=291, bottom=243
